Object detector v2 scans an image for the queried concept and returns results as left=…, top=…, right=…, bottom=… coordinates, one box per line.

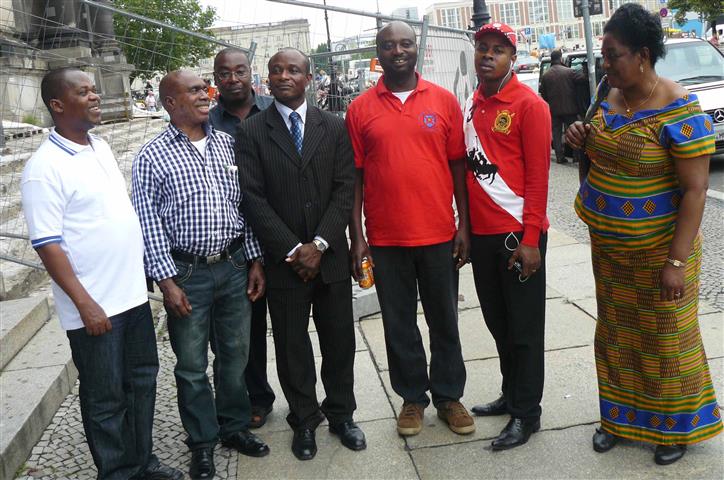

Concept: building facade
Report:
left=198, top=19, right=311, bottom=80
left=424, top=0, right=669, bottom=50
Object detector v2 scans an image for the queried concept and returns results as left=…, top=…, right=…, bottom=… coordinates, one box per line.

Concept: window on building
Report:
left=440, top=7, right=462, bottom=28
left=500, top=2, right=521, bottom=26
left=557, top=0, right=574, bottom=21
left=528, top=0, right=549, bottom=24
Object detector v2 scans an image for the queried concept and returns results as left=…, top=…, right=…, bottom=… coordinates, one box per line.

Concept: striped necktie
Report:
left=289, top=111, right=303, bottom=154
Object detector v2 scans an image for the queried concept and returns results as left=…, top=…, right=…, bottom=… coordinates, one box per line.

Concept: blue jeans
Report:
left=168, top=247, right=252, bottom=450
left=67, top=302, right=159, bottom=480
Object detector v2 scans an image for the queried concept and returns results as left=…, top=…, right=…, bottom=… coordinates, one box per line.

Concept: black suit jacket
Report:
left=235, top=104, right=355, bottom=289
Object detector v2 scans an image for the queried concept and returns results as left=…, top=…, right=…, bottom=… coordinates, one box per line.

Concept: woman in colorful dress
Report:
left=566, top=3, right=722, bottom=465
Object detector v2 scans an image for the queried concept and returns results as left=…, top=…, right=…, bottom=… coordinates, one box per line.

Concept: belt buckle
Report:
left=206, top=253, right=223, bottom=264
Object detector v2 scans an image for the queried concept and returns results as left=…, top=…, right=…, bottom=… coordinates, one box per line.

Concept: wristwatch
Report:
left=313, top=238, right=327, bottom=253
left=666, top=257, right=685, bottom=268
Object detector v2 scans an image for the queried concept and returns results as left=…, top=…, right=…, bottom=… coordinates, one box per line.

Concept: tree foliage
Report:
left=112, top=0, right=217, bottom=81
left=667, top=0, right=722, bottom=30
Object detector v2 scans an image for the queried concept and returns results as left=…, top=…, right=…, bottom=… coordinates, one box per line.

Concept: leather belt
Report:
left=171, top=237, right=244, bottom=265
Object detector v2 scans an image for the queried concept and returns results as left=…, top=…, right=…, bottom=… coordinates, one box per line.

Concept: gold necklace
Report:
left=622, top=76, right=660, bottom=114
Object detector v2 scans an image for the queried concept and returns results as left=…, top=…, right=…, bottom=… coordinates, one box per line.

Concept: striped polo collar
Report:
left=48, top=128, right=95, bottom=156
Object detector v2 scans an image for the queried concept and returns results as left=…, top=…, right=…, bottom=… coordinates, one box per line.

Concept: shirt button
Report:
left=305, top=202, right=312, bottom=208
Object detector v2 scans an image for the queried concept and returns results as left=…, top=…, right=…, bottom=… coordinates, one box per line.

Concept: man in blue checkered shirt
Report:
left=131, top=70, right=268, bottom=479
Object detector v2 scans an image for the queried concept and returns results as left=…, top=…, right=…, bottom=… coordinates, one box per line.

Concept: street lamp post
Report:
left=472, top=0, right=491, bottom=30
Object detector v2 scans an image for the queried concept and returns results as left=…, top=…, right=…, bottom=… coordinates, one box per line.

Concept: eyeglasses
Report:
left=504, top=232, right=529, bottom=283
left=217, top=69, right=250, bottom=80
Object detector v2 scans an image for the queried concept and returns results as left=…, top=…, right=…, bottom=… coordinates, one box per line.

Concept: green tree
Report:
left=112, top=0, right=217, bottom=81
left=311, top=42, right=330, bottom=54
left=667, top=0, right=722, bottom=32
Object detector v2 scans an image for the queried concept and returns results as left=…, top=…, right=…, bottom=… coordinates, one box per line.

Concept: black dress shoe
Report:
left=141, top=461, right=184, bottom=480
left=471, top=395, right=507, bottom=416
left=491, top=417, right=541, bottom=451
left=221, top=430, right=270, bottom=457
left=654, top=444, right=687, bottom=465
left=292, top=428, right=317, bottom=461
left=189, top=448, right=215, bottom=480
left=329, top=421, right=367, bottom=451
left=592, top=428, right=619, bottom=453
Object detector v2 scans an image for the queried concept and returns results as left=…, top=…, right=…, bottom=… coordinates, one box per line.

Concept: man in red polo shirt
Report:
left=346, top=20, right=474, bottom=438
left=465, top=22, right=551, bottom=450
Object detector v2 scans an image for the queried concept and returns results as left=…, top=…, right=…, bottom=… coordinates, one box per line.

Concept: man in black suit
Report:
left=235, top=48, right=365, bottom=461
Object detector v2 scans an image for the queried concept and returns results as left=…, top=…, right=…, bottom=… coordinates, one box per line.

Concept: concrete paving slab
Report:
left=700, top=311, right=724, bottom=359
left=411, top=422, right=723, bottom=480
left=236, top=418, right=417, bottom=480
left=0, top=296, right=49, bottom=369
left=547, top=227, right=581, bottom=248
left=547, top=242, right=593, bottom=267
left=380, top=345, right=600, bottom=450
left=255, top=347, right=395, bottom=435
left=546, top=261, right=597, bottom=302
left=361, top=299, right=596, bottom=372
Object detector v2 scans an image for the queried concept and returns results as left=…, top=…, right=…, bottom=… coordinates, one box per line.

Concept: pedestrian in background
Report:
left=567, top=3, right=722, bottom=465
left=237, top=48, right=365, bottom=461
left=465, top=22, right=551, bottom=451
left=22, top=67, right=182, bottom=480
left=132, top=70, right=268, bottom=479
left=209, top=47, right=276, bottom=430
left=346, top=20, right=474, bottom=438
left=539, top=48, right=586, bottom=164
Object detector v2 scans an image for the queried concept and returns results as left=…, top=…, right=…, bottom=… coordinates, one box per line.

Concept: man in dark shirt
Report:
left=539, top=49, right=586, bottom=164
left=209, top=47, right=276, bottom=430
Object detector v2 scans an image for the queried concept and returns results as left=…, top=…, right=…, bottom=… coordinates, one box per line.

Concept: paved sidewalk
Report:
left=16, top=228, right=724, bottom=479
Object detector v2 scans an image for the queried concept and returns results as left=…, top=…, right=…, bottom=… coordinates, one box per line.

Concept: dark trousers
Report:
left=266, top=278, right=357, bottom=430
left=470, top=232, right=547, bottom=419
left=551, top=113, right=579, bottom=162
left=67, top=302, right=159, bottom=480
left=168, top=247, right=252, bottom=450
left=370, top=241, right=466, bottom=407
left=246, top=287, right=275, bottom=408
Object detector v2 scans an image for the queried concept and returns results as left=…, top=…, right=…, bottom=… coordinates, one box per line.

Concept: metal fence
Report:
left=0, top=0, right=476, bottom=301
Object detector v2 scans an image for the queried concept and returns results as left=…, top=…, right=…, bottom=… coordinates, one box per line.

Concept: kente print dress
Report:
left=574, top=91, right=723, bottom=445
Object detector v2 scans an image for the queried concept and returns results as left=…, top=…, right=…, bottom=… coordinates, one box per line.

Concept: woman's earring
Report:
left=640, top=63, right=644, bottom=73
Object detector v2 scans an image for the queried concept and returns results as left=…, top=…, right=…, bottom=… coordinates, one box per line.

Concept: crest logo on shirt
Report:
left=492, top=110, right=515, bottom=135
left=420, top=112, right=437, bottom=128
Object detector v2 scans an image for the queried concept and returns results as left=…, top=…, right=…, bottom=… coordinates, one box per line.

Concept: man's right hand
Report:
left=565, top=121, right=591, bottom=150
left=158, top=278, right=192, bottom=318
left=350, top=237, right=374, bottom=281
left=78, top=300, right=112, bottom=336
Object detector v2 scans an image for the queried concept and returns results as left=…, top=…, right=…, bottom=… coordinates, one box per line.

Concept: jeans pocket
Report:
left=228, top=248, right=247, bottom=271
left=174, top=261, right=194, bottom=285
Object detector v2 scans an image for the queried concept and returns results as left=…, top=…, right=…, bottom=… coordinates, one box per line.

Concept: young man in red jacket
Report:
left=465, top=23, right=552, bottom=450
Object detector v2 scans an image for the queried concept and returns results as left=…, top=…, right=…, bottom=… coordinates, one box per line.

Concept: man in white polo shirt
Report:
left=21, top=68, right=181, bottom=480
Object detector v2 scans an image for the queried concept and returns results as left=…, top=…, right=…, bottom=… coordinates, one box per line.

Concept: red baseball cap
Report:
left=475, top=22, right=517, bottom=50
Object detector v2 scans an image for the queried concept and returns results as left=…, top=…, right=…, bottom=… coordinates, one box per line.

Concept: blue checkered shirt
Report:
left=131, top=122, right=262, bottom=281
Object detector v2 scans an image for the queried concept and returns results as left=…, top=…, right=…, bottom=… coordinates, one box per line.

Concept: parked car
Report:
left=657, top=38, right=724, bottom=155
left=514, top=54, right=539, bottom=73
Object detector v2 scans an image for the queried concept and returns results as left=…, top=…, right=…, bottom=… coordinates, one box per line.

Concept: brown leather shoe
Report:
left=436, top=401, right=476, bottom=435
left=397, top=403, right=425, bottom=436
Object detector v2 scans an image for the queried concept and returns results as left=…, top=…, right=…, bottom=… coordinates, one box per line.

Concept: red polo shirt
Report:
left=467, top=74, right=551, bottom=246
left=346, top=75, right=467, bottom=246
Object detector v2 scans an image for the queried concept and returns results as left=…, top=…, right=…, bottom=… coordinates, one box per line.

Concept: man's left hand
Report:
left=286, top=243, right=322, bottom=282
left=452, top=228, right=470, bottom=270
left=247, top=260, right=266, bottom=301
left=508, top=244, right=541, bottom=278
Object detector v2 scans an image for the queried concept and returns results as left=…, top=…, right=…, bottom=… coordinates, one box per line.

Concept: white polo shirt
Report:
left=21, top=129, right=147, bottom=331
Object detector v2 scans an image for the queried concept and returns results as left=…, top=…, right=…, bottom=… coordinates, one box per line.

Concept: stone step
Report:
left=0, top=311, right=77, bottom=480
left=0, top=296, right=49, bottom=369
